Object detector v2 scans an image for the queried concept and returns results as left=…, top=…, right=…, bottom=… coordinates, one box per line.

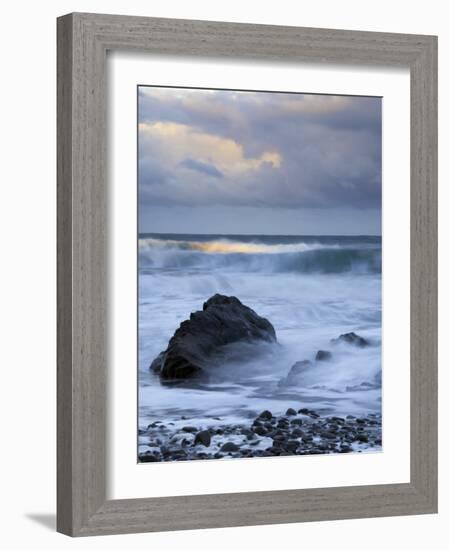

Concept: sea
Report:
left=138, top=233, right=382, bottom=437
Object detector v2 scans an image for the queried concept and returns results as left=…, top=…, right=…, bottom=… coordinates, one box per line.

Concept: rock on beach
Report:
left=150, top=294, right=277, bottom=381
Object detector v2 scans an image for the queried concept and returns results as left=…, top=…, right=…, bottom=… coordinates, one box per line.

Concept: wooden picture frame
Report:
left=57, top=12, right=438, bottom=536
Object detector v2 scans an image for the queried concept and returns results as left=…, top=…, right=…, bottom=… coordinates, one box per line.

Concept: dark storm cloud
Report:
left=138, top=87, right=382, bottom=214
left=179, top=158, right=224, bottom=178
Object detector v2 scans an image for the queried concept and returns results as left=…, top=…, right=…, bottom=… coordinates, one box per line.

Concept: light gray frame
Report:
left=57, top=12, right=438, bottom=537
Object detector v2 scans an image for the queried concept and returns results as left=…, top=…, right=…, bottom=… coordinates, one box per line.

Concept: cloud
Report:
left=138, top=87, right=381, bottom=212
left=139, top=121, right=281, bottom=174
left=179, top=158, right=223, bottom=179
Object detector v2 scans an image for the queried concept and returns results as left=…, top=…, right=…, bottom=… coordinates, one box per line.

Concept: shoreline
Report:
left=138, top=407, right=382, bottom=463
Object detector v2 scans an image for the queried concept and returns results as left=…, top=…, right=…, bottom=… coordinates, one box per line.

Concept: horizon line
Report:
left=138, top=231, right=382, bottom=238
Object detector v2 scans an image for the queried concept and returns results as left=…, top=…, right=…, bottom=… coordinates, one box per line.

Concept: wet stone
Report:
left=220, top=442, right=240, bottom=453
left=139, top=407, right=381, bottom=462
left=253, top=426, right=267, bottom=436
left=315, top=350, right=332, bottom=361
left=140, top=454, right=160, bottom=463
left=194, top=430, right=211, bottom=447
left=290, top=418, right=303, bottom=426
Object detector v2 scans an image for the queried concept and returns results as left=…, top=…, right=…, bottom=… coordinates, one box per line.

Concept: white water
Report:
left=138, top=234, right=382, bottom=432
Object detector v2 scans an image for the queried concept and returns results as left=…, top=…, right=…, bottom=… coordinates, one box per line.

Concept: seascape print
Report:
left=138, top=87, right=382, bottom=463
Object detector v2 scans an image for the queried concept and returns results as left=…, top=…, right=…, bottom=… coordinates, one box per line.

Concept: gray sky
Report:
left=138, top=87, right=381, bottom=235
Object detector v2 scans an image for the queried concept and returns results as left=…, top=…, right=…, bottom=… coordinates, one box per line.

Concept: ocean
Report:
left=138, top=233, right=382, bottom=456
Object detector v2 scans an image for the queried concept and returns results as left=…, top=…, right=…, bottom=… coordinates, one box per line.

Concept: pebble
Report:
left=220, top=442, right=240, bottom=453
left=194, top=430, right=211, bottom=447
left=139, top=408, right=382, bottom=462
left=290, top=418, right=303, bottom=425
left=253, top=426, right=267, bottom=436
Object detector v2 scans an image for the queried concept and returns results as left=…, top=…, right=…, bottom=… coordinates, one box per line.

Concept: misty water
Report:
left=138, top=233, right=382, bottom=445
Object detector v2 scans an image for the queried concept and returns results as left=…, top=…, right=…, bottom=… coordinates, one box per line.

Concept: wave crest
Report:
left=139, top=237, right=381, bottom=274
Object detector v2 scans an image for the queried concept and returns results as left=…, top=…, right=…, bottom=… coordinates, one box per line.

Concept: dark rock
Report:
left=346, top=381, right=378, bottom=392
left=147, top=421, right=161, bottom=428
left=331, top=332, right=369, bottom=348
left=171, top=449, right=187, bottom=458
left=194, top=430, right=211, bottom=447
left=277, top=419, right=290, bottom=428
left=285, top=440, right=300, bottom=452
left=263, top=448, right=276, bottom=456
left=315, top=350, right=332, bottom=361
left=286, top=408, right=297, bottom=416
left=321, top=431, right=338, bottom=440
left=181, top=426, right=198, bottom=433
left=279, top=360, right=312, bottom=387
left=220, top=442, right=240, bottom=453
left=150, top=294, right=277, bottom=380
left=253, top=425, right=267, bottom=436
left=290, top=418, right=303, bottom=426
left=259, top=410, right=273, bottom=420
left=139, top=454, right=160, bottom=462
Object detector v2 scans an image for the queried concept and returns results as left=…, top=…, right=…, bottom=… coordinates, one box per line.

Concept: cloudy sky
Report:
left=138, top=86, right=381, bottom=235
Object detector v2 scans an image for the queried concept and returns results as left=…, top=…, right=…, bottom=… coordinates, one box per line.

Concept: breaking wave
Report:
left=138, top=236, right=381, bottom=274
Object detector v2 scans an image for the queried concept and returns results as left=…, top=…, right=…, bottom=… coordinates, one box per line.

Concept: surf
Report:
left=138, top=234, right=381, bottom=274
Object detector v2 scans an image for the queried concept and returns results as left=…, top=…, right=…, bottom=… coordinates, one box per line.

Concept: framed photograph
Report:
left=57, top=13, right=437, bottom=536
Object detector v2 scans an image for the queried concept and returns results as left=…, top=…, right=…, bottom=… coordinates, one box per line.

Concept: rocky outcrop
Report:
left=150, top=294, right=277, bottom=381
left=278, top=360, right=312, bottom=387
left=279, top=332, right=369, bottom=388
left=331, top=332, right=369, bottom=347
left=315, top=350, right=332, bottom=361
